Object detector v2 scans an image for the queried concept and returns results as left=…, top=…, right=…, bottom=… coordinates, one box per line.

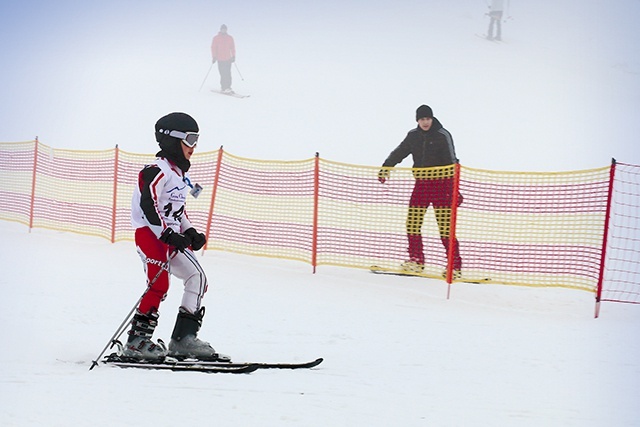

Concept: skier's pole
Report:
left=198, top=63, right=214, bottom=92
left=89, top=250, right=176, bottom=370
left=233, top=62, right=244, bottom=81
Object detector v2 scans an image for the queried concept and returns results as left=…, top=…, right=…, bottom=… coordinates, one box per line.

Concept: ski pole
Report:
left=89, top=250, right=176, bottom=370
left=198, top=63, right=214, bottom=92
left=233, top=62, right=244, bottom=81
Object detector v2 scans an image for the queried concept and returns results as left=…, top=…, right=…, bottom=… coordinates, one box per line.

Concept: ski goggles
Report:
left=161, top=129, right=200, bottom=147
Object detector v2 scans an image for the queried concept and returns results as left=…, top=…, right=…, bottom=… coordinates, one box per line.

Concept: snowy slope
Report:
left=1, top=0, right=640, bottom=425
left=1, top=221, right=639, bottom=426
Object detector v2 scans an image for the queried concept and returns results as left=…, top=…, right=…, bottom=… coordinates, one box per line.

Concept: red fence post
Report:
left=110, top=145, right=119, bottom=243
left=445, top=163, right=462, bottom=299
left=312, top=153, right=320, bottom=273
left=28, top=137, right=39, bottom=232
left=204, top=146, right=224, bottom=251
left=595, top=158, right=617, bottom=318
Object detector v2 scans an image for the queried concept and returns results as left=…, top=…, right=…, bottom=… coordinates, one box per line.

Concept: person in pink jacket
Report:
left=211, top=24, right=236, bottom=94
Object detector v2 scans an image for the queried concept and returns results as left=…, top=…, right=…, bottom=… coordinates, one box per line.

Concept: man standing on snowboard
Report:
left=379, top=105, right=462, bottom=278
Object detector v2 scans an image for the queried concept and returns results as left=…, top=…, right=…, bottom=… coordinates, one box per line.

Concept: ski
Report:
left=104, top=355, right=323, bottom=370
left=475, top=34, right=505, bottom=43
left=211, top=89, right=250, bottom=98
left=173, top=357, right=324, bottom=370
left=104, top=359, right=258, bottom=374
left=370, top=266, right=490, bottom=284
left=101, top=347, right=323, bottom=372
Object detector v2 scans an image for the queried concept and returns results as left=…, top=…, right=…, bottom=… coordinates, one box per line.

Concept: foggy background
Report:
left=1, top=0, right=638, bottom=172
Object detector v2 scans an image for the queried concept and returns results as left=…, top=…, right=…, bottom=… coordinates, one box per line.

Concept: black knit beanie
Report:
left=416, top=105, right=434, bottom=120
left=154, top=112, right=199, bottom=172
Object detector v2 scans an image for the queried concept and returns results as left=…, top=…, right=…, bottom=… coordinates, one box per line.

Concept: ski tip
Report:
left=289, top=357, right=323, bottom=369
left=236, top=364, right=260, bottom=374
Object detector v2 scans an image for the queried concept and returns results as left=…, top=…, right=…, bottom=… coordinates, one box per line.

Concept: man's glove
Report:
left=159, top=228, right=192, bottom=253
left=212, top=58, right=217, bottom=64
left=230, top=56, right=236, bottom=63
left=378, top=168, right=390, bottom=183
left=184, top=227, right=207, bottom=251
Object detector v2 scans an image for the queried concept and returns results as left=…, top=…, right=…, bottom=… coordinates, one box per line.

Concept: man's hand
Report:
left=378, top=168, right=390, bottom=183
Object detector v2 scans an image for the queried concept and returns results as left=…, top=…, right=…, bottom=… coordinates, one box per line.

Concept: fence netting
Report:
left=318, top=161, right=610, bottom=292
left=601, top=162, right=640, bottom=304
left=458, top=166, right=610, bottom=291
left=206, top=152, right=316, bottom=262
left=1, top=140, right=637, bottom=304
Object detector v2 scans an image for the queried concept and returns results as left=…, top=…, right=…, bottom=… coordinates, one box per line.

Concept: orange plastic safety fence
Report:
left=1, top=140, right=638, bottom=301
left=1, top=141, right=120, bottom=239
left=456, top=166, right=611, bottom=291
left=205, top=152, right=316, bottom=262
left=114, top=148, right=221, bottom=243
left=316, top=161, right=611, bottom=292
left=0, top=141, right=35, bottom=226
left=601, top=162, right=640, bottom=304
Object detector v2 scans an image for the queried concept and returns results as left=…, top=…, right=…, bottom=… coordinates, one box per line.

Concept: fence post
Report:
left=445, top=163, right=462, bottom=299
left=204, top=146, right=224, bottom=251
left=28, top=137, right=40, bottom=232
left=110, top=145, right=119, bottom=243
left=594, top=158, right=617, bottom=318
left=312, top=153, right=320, bottom=273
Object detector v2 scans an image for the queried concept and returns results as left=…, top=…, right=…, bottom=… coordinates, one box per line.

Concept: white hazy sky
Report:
left=1, top=0, right=639, bottom=171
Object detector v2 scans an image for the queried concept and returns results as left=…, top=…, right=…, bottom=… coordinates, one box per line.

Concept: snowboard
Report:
left=370, top=265, right=490, bottom=284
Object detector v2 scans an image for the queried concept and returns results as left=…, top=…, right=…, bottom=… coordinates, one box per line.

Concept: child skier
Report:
left=124, top=112, right=218, bottom=360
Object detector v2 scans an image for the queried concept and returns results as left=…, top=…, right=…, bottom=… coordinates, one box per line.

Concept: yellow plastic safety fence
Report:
left=316, top=160, right=458, bottom=279
left=204, top=151, right=316, bottom=263
left=0, top=140, right=126, bottom=239
left=316, top=161, right=611, bottom=292
left=113, top=147, right=222, bottom=243
left=0, top=141, right=36, bottom=226
left=456, top=166, right=611, bottom=292
left=2, top=140, right=637, bottom=305
left=600, top=162, right=640, bottom=306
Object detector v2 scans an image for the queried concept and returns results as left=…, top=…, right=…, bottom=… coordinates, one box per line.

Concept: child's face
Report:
left=181, top=141, right=195, bottom=160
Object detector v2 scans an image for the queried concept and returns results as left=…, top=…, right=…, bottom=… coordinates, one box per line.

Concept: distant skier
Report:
left=125, top=112, right=218, bottom=361
left=486, top=0, right=508, bottom=41
left=211, top=24, right=236, bottom=94
left=378, top=105, right=462, bottom=278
